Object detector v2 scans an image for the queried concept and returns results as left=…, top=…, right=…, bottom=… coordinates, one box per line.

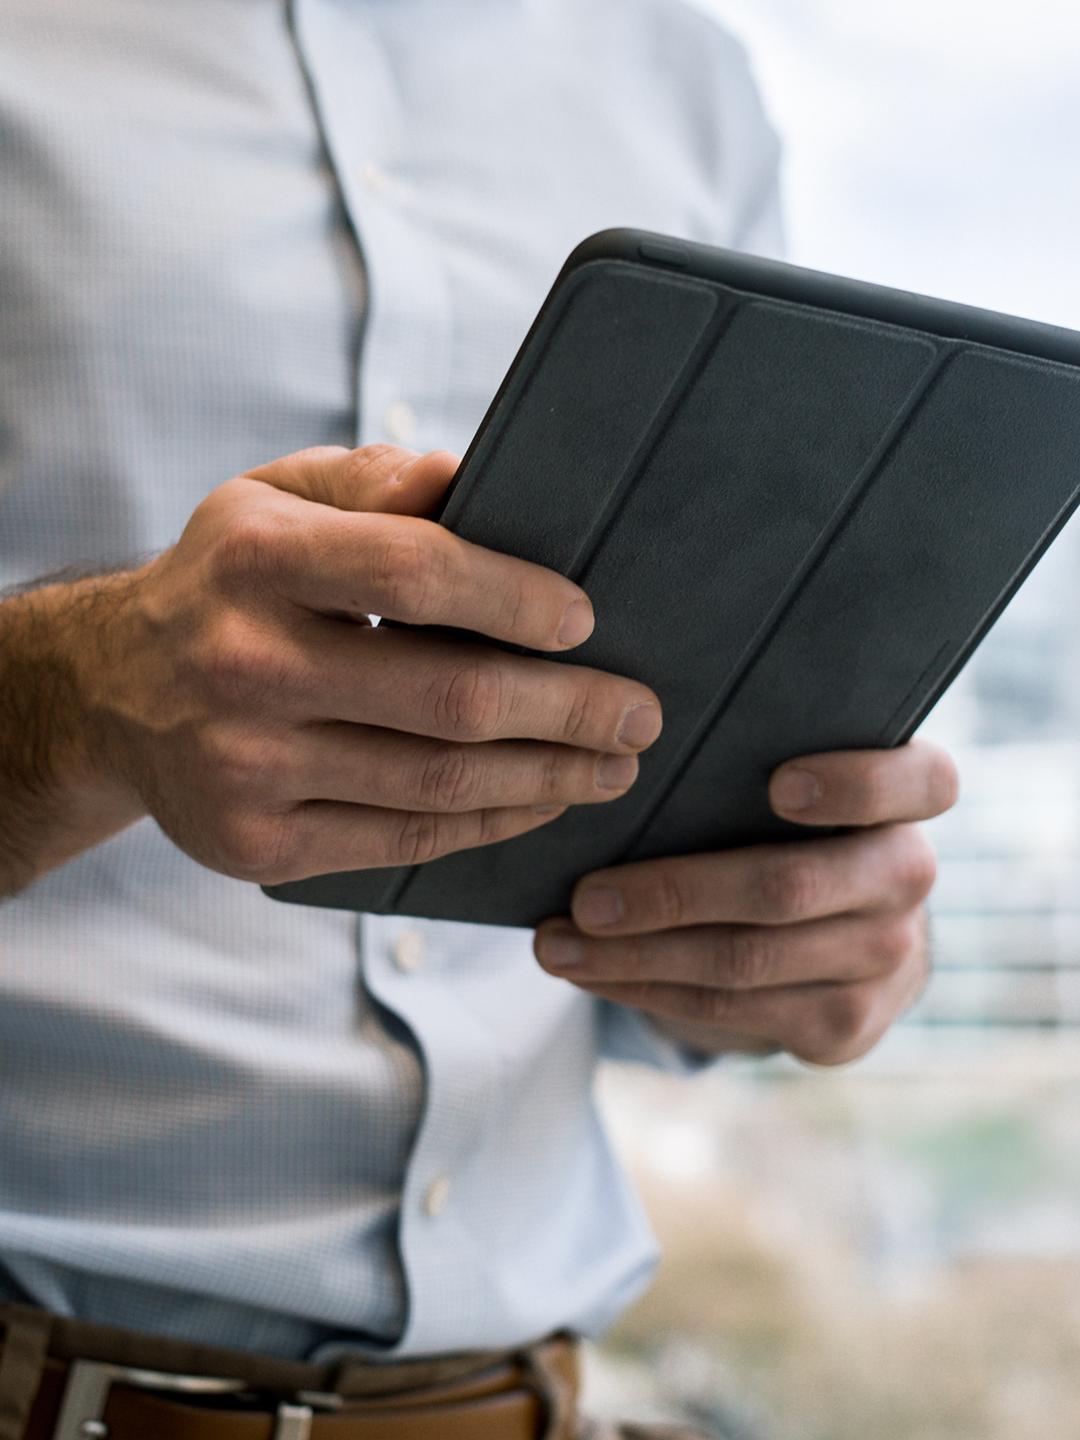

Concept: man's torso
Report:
left=0, top=0, right=781, bottom=1359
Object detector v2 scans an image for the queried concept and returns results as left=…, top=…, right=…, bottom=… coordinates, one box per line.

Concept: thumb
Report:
left=243, top=443, right=460, bottom=517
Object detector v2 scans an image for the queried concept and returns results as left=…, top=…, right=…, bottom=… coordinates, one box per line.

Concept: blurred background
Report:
left=587, top=3, right=1080, bottom=1436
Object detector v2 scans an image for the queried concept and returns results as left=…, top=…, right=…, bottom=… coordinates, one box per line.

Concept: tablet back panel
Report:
left=266, top=235, right=1080, bottom=927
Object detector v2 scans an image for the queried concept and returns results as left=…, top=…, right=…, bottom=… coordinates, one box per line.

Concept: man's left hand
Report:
left=533, top=740, right=958, bottom=1064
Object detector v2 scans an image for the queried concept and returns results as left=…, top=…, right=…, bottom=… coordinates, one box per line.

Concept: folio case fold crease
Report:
left=265, top=229, right=1080, bottom=927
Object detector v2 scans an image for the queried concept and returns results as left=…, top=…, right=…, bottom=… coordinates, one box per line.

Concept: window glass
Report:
left=589, top=5, right=1080, bottom=1434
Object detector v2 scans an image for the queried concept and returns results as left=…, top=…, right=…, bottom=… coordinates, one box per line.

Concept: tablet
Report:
left=265, top=228, right=1080, bottom=927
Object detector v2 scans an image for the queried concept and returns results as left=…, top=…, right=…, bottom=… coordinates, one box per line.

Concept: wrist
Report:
left=0, top=571, right=148, bottom=893
left=59, top=563, right=158, bottom=798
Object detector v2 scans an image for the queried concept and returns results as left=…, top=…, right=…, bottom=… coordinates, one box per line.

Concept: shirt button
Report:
left=393, top=930, right=424, bottom=973
left=384, top=400, right=418, bottom=446
left=423, top=1175, right=451, bottom=1217
left=358, top=160, right=389, bottom=194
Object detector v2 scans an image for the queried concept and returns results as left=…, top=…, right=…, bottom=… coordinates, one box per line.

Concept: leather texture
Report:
left=267, top=233, right=1080, bottom=927
left=0, top=1304, right=578, bottom=1440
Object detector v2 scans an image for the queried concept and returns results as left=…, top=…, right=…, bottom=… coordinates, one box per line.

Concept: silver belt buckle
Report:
left=52, top=1358, right=322, bottom=1440
left=55, top=1359, right=252, bottom=1440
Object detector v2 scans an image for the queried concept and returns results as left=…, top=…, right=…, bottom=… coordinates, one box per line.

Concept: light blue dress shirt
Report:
left=0, top=0, right=782, bottom=1360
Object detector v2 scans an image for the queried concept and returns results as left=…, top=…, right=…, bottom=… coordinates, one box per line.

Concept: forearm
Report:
left=0, top=573, right=145, bottom=897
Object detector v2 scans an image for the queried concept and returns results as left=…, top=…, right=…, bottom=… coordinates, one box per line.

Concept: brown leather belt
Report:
left=0, top=1305, right=580, bottom=1440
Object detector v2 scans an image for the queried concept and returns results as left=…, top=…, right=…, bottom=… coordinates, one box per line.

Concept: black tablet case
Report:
left=266, top=229, right=1080, bottom=927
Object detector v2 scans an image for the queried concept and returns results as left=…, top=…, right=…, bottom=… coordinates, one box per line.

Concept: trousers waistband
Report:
left=0, top=1304, right=580, bottom=1440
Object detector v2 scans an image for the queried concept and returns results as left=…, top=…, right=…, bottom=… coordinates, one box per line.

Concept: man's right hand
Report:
left=0, top=444, right=661, bottom=894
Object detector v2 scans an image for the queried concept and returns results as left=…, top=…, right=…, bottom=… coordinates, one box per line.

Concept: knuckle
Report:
left=344, top=443, right=399, bottom=485
left=649, top=868, right=688, bottom=929
left=207, top=475, right=252, bottom=504
left=857, top=756, right=893, bottom=816
left=199, top=617, right=265, bottom=703
left=202, top=727, right=286, bottom=800
left=561, top=683, right=595, bottom=747
left=538, top=743, right=568, bottom=802
left=617, top=934, right=650, bottom=980
left=200, top=618, right=299, bottom=707
left=760, top=856, right=820, bottom=922
left=799, top=989, right=875, bottom=1066
left=415, top=744, right=478, bottom=811
left=499, top=580, right=527, bottom=640
left=433, top=659, right=505, bottom=739
left=212, top=810, right=293, bottom=883
left=366, top=525, right=435, bottom=620
left=877, top=914, right=920, bottom=971
left=475, top=804, right=512, bottom=847
left=827, top=988, right=874, bottom=1053
left=390, top=810, right=445, bottom=867
left=338, top=444, right=418, bottom=502
left=899, top=829, right=938, bottom=901
left=723, top=928, right=773, bottom=989
left=703, top=986, right=738, bottom=1027
left=213, top=506, right=293, bottom=583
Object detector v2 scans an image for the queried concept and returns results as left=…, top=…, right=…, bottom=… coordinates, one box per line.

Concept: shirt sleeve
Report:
left=596, top=997, right=721, bottom=1075
left=733, top=149, right=786, bottom=261
left=715, top=30, right=788, bottom=261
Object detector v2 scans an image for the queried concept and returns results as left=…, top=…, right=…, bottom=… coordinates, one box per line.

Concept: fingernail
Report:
left=533, top=804, right=565, bottom=816
left=595, top=753, right=638, bottom=791
left=616, top=702, right=661, bottom=748
left=574, top=886, right=624, bottom=928
left=557, top=598, right=594, bottom=647
left=539, top=932, right=586, bottom=968
left=772, top=768, right=823, bottom=813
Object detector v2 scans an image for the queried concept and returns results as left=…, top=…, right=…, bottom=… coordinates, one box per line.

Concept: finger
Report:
left=573, top=953, right=926, bottom=1067
left=534, top=909, right=922, bottom=989
left=292, top=509, right=597, bottom=649
left=267, top=799, right=569, bottom=885
left=568, top=823, right=937, bottom=934
left=769, top=739, right=959, bottom=827
left=224, top=491, right=598, bottom=654
left=241, top=442, right=595, bottom=650
left=294, top=623, right=662, bottom=754
left=289, top=723, right=640, bottom=810
left=244, top=444, right=460, bottom=518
